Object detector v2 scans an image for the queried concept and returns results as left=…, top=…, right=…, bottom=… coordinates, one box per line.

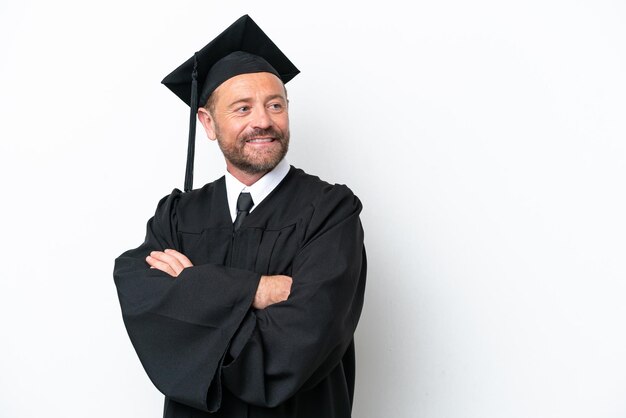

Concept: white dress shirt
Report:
left=224, top=158, right=291, bottom=223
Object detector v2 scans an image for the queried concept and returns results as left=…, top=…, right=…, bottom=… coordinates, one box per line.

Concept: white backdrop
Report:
left=1, top=1, right=625, bottom=417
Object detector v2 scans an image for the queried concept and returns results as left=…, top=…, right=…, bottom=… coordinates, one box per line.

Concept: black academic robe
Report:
left=114, top=166, right=366, bottom=417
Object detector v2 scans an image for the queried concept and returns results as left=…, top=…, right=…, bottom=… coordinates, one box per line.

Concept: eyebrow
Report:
left=226, top=94, right=286, bottom=109
left=227, top=98, right=252, bottom=108
left=265, top=94, right=287, bottom=103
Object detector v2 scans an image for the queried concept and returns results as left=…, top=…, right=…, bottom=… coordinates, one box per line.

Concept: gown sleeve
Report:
left=220, top=184, right=367, bottom=408
left=113, top=189, right=262, bottom=412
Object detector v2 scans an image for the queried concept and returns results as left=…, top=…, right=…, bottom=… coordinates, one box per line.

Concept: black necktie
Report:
left=233, top=192, right=254, bottom=231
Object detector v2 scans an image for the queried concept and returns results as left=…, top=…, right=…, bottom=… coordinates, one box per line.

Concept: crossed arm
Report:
left=146, top=249, right=292, bottom=310
left=115, top=185, right=366, bottom=411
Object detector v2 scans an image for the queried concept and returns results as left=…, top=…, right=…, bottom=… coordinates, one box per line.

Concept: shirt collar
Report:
left=224, top=158, right=291, bottom=222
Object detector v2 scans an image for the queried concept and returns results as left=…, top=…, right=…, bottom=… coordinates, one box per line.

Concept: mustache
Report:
left=241, top=128, right=285, bottom=142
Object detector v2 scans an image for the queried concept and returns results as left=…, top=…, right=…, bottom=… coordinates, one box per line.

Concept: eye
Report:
left=237, top=106, right=250, bottom=113
left=268, top=103, right=283, bottom=111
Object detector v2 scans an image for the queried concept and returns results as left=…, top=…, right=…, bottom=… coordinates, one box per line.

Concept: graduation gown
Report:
left=113, top=166, right=366, bottom=417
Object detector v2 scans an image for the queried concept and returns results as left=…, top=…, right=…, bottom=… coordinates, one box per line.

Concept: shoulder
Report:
left=152, top=188, right=182, bottom=224
left=153, top=177, right=226, bottom=224
left=285, top=167, right=362, bottom=243
left=176, top=177, right=225, bottom=211
left=287, top=166, right=362, bottom=214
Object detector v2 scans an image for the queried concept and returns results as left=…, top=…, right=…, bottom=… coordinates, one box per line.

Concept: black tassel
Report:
left=184, top=53, right=199, bottom=192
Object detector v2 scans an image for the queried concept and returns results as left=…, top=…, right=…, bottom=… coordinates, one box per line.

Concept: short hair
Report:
left=203, top=92, right=217, bottom=116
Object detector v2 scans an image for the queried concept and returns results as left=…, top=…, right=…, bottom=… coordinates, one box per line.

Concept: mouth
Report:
left=245, top=137, right=275, bottom=144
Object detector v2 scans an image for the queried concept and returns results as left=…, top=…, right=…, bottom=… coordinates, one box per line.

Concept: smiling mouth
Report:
left=246, top=138, right=275, bottom=143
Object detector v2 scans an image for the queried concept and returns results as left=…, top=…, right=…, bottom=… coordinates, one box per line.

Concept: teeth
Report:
left=247, top=138, right=273, bottom=143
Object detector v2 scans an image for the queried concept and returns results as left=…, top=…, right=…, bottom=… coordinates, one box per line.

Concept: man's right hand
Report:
left=253, top=275, right=293, bottom=310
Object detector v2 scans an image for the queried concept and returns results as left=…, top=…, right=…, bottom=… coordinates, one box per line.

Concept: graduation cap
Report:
left=161, top=14, right=300, bottom=192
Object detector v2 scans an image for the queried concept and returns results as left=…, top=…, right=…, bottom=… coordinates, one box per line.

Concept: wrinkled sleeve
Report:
left=113, top=189, right=261, bottom=412
left=220, top=184, right=367, bottom=408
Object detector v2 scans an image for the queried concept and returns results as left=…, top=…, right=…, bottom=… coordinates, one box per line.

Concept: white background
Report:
left=1, top=1, right=625, bottom=417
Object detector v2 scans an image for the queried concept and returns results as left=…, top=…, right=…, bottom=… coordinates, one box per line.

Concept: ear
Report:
left=197, top=107, right=217, bottom=141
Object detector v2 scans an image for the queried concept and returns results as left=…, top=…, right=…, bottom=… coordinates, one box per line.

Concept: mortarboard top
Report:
left=161, top=15, right=300, bottom=192
left=162, top=14, right=299, bottom=108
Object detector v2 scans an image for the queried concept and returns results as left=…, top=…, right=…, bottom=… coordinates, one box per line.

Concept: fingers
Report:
left=146, top=254, right=178, bottom=277
left=146, top=249, right=192, bottom=277
left=253, top=275, right=293, bottom=309
left=273, top=275, right=292, bottom=302
left=164, top=249, right=194, bottom=268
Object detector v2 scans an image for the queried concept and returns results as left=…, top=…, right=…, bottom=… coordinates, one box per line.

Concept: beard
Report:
left=216, top=126, right=290, bottom=175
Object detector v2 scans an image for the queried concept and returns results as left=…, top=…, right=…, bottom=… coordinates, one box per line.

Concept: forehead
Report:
left=212, top=72, right=286, bottom=104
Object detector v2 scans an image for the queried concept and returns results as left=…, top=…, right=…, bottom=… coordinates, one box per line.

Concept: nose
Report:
left=251, top=107, right=272, bottom=130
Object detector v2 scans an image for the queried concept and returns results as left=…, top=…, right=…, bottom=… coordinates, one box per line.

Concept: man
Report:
left=114, top=15, right=366, bottom=418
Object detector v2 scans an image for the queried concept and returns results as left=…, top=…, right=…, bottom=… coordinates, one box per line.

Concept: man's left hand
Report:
left=146, top=249, right=193, bottom=277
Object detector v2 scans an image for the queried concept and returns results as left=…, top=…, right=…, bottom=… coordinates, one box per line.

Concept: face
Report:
left=198, top=72, right=290, bottom=178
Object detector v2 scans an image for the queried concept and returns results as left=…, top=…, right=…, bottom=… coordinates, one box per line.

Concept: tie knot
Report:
left=236, top=192, right=254, bottom=213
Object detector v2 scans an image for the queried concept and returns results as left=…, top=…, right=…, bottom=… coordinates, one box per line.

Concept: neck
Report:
left=226, top=164, right=268, bottom=186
